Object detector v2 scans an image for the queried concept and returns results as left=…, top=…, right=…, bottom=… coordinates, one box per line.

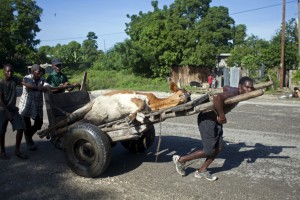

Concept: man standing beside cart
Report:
left=173, top=76, right=255, bottom=181
left=19, top=64, right=50, bottom=151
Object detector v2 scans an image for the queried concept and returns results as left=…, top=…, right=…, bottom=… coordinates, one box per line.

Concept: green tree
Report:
left=124, top=0, right=237, bottom=77
left=228, top=35, right=269, bottom=69
left=163, top=0, right=212, bottom=71
left=81, top=32, right=99, bottom=68
left=197, top=6, right=234, bottom=51
left=281, top=18, right=298, bottom=70
left=0, top=0, right=42, bottom=68
left=259, top=18, right=298, bottom=70
left=0, top=0, right=14, bottom=64
left=66, top=41, right=82, bottom=64
left=125, top=1, right=167, bottom=77
left=87, top=31, right=98, bottom=47
left=93, top=43, right=124, bottom=71
left=186, top=6, right=235, bottom=68
left=36, top=45, right=52, bottom=64
left=233, top=24, right=247, bottom=46
left=49, top=41, right=82, bottom=67
left=38, top=32, right=103, bottom=69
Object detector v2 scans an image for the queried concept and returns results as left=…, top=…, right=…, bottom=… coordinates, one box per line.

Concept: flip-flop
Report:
left=0, top=154, right=10, bottom=160
left=15, top=152, right=29, bottom=160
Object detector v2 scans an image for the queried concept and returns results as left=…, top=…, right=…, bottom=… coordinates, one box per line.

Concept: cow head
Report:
left=169, top=81, right=191, bottom=105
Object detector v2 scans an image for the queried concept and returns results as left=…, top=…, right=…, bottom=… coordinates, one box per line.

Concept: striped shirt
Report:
left=19, top=74, right=48, bottom=119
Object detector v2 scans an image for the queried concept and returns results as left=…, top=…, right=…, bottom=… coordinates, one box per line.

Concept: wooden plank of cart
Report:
left=40, top=73, right=273, bottom=178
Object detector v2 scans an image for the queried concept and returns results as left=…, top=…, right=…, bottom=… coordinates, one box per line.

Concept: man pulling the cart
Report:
left=173, top=76, right=255, bottom=181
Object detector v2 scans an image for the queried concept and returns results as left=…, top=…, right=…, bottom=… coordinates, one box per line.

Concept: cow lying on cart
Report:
left=38, top=75, right=273, bottom=178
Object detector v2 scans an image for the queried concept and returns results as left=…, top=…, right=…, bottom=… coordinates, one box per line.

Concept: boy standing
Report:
left=0, top=64, right=28, bottom=160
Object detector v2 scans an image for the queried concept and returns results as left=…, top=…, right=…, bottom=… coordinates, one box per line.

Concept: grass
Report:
left=66, top=69, right=173, bottom=92
left=67, top=69, right=291, bottom=96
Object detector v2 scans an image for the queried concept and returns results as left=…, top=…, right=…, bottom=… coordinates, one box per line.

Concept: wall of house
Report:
left=171, top=66, right=211, bottom=86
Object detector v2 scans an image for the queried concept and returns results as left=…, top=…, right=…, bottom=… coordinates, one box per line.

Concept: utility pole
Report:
left=298, top=0, right=300, bottom=67
left=103, top=39, right=106, bottom=53
left=280, top=0, right=286, bottom=89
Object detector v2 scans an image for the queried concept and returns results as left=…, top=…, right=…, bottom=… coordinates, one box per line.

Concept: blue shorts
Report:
left=0, top=110, right=25, bottom=134
left=197, top=112, right=224, bottom=156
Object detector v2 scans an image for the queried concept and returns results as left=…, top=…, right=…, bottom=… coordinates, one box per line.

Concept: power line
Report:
left=42, top=36, right=86, bottom=42
left=230, top=0, right=296, bottom=15
left=40, top=1, right=297, bottom=43
left=40, top=32, right=125, bottom=42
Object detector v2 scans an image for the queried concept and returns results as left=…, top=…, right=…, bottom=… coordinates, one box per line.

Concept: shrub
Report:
left=68, top=69, right=170, bottom=92
left=292, top=70, right=300, bottom=84
left=266, top=68, right=279, bottom=90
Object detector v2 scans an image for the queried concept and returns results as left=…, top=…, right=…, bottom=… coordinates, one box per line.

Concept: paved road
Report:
left=0, top=95, right=299, bottom=200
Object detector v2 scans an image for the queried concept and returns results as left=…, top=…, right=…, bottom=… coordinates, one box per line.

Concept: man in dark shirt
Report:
left=46, top=58, right=80, bottom=93
left=0, top=64, right=28, bottom=160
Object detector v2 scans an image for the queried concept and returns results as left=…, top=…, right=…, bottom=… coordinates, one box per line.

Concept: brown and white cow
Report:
left=84, top=81, right=191, bottom=125
left=38, top=81, right=191, bottom=138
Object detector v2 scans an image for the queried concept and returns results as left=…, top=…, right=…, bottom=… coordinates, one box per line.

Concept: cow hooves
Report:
left=125, top=116, right=133, bottom=124
left=135, top=112, right=145, bottom=123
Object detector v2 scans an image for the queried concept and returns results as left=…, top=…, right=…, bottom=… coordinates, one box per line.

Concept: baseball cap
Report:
left=51, top=58, right=62, bottom=66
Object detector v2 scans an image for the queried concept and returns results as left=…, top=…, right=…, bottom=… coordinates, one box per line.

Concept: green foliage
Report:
left=81, top=39, right=98, bottom=66
left=68, top=69, right=170, bottom=92
left=0, top=0, right=42, bottom=70
left=123, top=0, right=237, bottom=78
left=35, top=45, right=51, bottom=64
left=282, top=18, right=299, bottom=70
left=292, top=70, right=300, bottom=83
left=86, top=32, right=98, bottom=43
left=34, top=32, right=104, bottom=71
left=197, top=6, right=234, bottom=50
left=233, top=24, right=247, bottom=45
left=228, top=18, right=298, bottom=78
left=0, top=70, right=23, bottom=80
left=241, top=55, right=260, bottom=78
left=227, top=45, right=248, bottom=67
left=229, top=35, right=269, bottom=69
left=93, top=45, right=125, bottom=71
left=266, top=68, right=280, bottom=90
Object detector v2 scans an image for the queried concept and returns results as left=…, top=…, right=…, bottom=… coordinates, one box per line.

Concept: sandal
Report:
left=15, top=152, right=29, bottom=160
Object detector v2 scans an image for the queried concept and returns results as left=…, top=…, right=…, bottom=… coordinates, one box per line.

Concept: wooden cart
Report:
left=41, top=78, right=272, bottom=178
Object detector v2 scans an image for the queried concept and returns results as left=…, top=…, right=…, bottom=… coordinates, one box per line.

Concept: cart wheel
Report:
left=121, top=124, right=155, bottom=153
left=64, top=123, right=111, bottom=178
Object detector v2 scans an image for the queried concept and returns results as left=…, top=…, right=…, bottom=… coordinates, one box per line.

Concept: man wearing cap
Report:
left=19, top=64, right=50, bottom=151
left=47, top=58, right=80, bottom=93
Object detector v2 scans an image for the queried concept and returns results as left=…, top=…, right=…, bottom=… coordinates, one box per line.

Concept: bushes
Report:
left=68, top=69, right=170, bottom=92
left=266, top=68, right=279, bottom=90
left=292, top=70, right=300, bottom=84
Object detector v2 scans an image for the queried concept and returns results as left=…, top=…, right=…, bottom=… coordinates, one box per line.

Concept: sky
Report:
left=35, top=0, right=298, bottom=51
